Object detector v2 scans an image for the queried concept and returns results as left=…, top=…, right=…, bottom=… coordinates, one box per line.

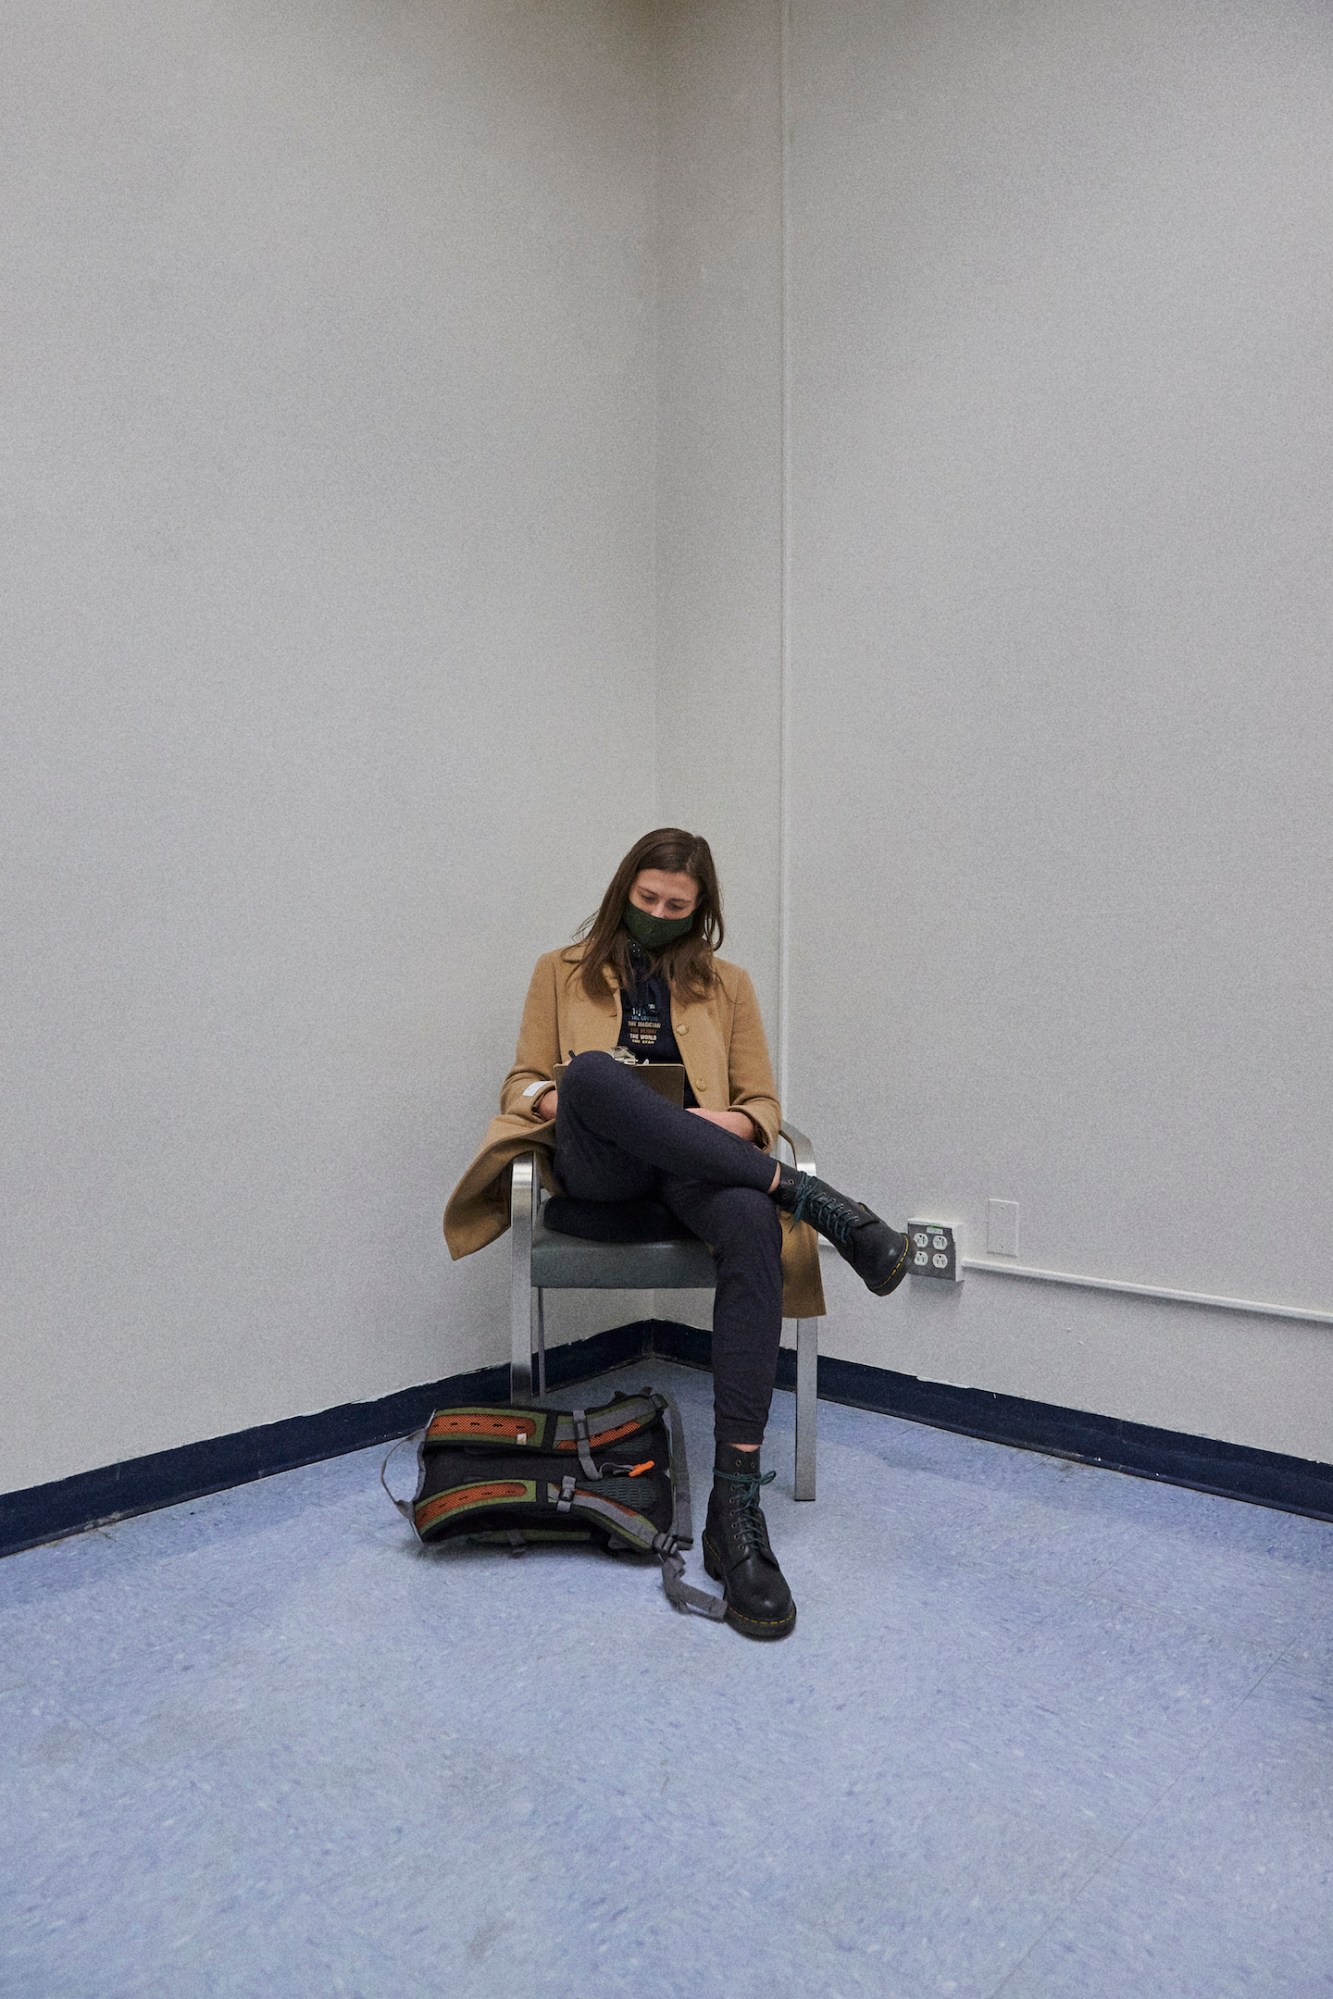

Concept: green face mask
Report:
left=623, top=901, right=696, bottom=950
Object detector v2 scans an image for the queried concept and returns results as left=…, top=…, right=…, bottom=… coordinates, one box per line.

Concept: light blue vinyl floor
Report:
left=2, top=1360, right=1331, bottom=1999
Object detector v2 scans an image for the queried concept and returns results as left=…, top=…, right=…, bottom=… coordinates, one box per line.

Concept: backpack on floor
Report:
left=383, top=1388, right=725, bottom=1620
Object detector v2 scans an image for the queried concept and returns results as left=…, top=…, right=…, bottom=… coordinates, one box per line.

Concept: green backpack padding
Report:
left=384, top=1387, right=725, bottom=1620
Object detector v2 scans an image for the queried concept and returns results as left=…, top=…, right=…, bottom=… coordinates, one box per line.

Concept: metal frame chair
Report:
left=509, top=1122, right=820, bottom=1499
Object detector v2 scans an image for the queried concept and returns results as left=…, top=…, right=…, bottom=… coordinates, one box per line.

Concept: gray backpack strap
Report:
left=648, top=1388, right=694, bottom=1548
left=545, top=1462, right=727, bottom=1622
left=570, top=1408, right=601, bottom=1482
left=658, top=1548, right=728, bottom=1620
left=380, top=1430, right=425, bottom=1521
left=647, top=1391, right=724, bottom=1616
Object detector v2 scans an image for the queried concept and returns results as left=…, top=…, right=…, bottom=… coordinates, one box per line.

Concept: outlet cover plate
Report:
left=906, top=1220, right=962, bottom=1283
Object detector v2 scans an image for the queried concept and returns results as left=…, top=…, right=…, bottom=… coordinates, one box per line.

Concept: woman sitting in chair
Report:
left=444, top=828, right=910, bottom=1639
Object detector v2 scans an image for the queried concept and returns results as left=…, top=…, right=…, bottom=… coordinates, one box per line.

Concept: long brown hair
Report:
left=571, top=828, right=724, bottom=1003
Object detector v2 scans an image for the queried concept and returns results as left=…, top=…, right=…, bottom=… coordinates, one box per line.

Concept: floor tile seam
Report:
left=867, top=1503, right=1151, bottom=1583
left=1084, top=1535, right=1333, bottom=1597
left=1, top=1695, right=123, bottom=1759
left=1268, top=1631, right=1328, bottom=1686
left=21, top=1660, right=286, bottom=1780
left=1265, top=1653, right=1331, bottom=1700
left=869, top=1537, right=1135, bottom=1640
left=982, top=1785, right=1197, bottom=1999
left=1052, top=1567, right=1307, bottom=1654
left=1213, top=1643, right=1323, bottom=1730
left=73, top=1704, right=199, bottom=1777
left=981, top=1648, right=1301, bottom=1999
left=978, top=1536, right=1149, bottom=1607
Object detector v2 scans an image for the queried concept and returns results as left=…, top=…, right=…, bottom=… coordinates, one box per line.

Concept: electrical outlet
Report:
left=906, top=1220, right=962, bottom=1283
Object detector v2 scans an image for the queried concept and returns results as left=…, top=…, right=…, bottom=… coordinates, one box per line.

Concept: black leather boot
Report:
left=702, top=1445, right=796, bottom=1640
left=773, top=1166, right=911, bottom=1296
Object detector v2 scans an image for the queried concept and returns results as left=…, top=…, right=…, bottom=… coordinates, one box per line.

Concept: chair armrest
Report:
left=777, top=1120, right=817, bottom=1178
left=510, top=1151, right=538, bottom=1230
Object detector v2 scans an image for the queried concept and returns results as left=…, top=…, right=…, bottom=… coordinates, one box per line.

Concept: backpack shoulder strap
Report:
left=380, top=1429, right=426, bottom=1520
left=648, top=1388, right=695, bottom=1547
left=550, top=1475, right=725, bottom=1622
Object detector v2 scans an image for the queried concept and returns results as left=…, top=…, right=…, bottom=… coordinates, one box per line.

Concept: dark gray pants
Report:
left=553, top=1052, right=783, bottom=1447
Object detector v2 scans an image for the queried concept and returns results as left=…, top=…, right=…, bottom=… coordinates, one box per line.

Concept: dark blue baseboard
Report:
left=649, top=1323, right=1333, bottom=1521
left=809, top=1351, right=1333, bottom=1523
left=0, top=1321, right=650, bottom=1561
left=4, top=1318, right=1330, bottom=1559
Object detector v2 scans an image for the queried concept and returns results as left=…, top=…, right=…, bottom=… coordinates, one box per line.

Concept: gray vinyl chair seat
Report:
left=511, top=1120, right=821, bottom=1499
left=530, top=1217, right=719, bottom=1290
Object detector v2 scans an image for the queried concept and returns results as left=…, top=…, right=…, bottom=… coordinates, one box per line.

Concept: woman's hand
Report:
left=688, top=1107, right=760, bottom=1143
left=533, top=1088, right=557, bottom=1123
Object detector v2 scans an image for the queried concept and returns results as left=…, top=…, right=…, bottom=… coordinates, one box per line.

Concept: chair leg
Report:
left=510, top=1156, right=537, bottom=1404
left=794, top=1316, right=817, bottom=1500
left=535, top=1289, right=547, bottom=1401
left=511, top=1295, right=534, bottom=1405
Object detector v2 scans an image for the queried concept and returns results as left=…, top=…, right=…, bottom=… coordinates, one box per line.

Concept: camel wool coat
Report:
left=443, top=946, right=826, bottom=1320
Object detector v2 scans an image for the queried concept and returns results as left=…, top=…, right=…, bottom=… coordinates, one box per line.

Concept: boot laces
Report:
left=788, top=1173, right=858, bottom=1247
left=716, top=1465, right=776, bottom=1556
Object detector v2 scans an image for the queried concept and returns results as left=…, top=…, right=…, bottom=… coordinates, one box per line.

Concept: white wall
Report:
left=782, top=0, right=1333, bottom=1459
left=653, top=0, right=784, bottom=1028
left=8, top=0, right=1331, bottom=1499
left=2, top=0, right=659, bottom=1493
